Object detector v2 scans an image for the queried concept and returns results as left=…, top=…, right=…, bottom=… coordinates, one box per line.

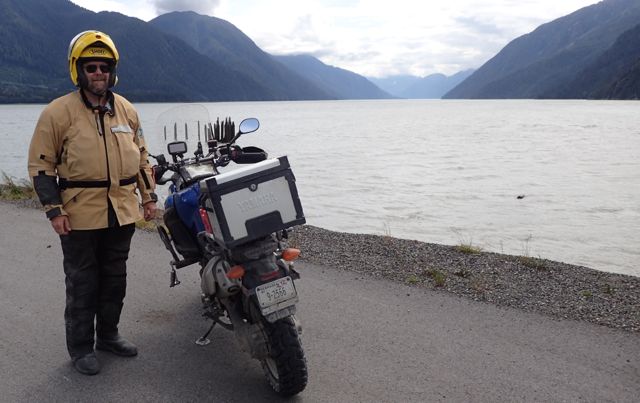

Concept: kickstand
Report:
left=195, top=321, right=216, bottom=346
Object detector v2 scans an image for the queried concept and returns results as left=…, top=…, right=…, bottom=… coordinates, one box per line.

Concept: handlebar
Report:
left=231, top=146, right=268, bottom=164
left=233, top=152, right=267, bottom=164
left=151, top=145, right=267, bottom=185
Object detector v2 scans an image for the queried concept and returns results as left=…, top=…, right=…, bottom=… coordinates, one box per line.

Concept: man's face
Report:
left=82, top=61, right=111, bottom=95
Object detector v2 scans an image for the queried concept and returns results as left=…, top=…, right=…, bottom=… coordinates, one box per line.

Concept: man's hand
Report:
left=51, top=215, right=71, bottom=235
left=143, top=201, right=157, bottom=221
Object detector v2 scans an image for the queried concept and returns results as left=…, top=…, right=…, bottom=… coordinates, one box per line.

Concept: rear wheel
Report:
left=260, top=316, right=308, bottom=396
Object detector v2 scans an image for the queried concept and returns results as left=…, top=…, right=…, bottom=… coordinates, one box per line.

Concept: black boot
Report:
left=96, top=334, right=138, bottom=357
left=73, top=352, right=100, bottom=375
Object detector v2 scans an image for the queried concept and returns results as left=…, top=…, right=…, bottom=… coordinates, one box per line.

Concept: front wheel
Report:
left=260, top=316, right=308, bottom=396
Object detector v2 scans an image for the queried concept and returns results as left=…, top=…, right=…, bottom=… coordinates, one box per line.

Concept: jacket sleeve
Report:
left=133, top=123, right=157, bottom=204
left=27, top=105, right=66, bottom=219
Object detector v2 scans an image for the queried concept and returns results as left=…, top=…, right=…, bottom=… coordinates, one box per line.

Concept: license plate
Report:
left=255, top=276, right=298, bottom=314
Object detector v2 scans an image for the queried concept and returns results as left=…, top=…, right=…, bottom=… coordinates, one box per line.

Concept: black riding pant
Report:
left=60, top=224, right=135, bottom=359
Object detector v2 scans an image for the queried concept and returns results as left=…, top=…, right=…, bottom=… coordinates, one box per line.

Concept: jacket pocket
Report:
left=61, top=188, right=85, bottom=207
left=64, top=125, right=107, bottom=180
left=114, top=132, right=141, bottom=180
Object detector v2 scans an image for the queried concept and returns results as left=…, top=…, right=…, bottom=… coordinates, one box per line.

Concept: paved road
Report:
left=1, top=201, right=639, bottom=402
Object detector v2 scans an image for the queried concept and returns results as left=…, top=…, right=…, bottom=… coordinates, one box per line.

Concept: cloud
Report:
left=151, top=0, right=221, bottom=16
left=454, top=16, right=505, bottom=37
left=71, top=0, right=601, bottom=78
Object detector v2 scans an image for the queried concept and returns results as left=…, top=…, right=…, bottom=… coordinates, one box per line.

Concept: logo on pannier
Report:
left=238, top=192, right=277, bottom=213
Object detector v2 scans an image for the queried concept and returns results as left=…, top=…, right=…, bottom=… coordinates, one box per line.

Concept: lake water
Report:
left=1, top=100, right=638, bottom=277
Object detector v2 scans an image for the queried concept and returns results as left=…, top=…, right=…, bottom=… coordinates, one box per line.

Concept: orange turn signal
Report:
left=227, top=265, right=245, bottom=279
left=282, top=248, right=301, bottom=261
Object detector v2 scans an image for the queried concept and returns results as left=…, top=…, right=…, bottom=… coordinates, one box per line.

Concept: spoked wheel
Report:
left=260, top=316, right=308, bottom=396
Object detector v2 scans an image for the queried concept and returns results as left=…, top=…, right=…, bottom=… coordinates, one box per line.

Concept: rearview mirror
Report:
left=167, top=141, right=187, bottom=156
left=238, top=118, right=259, bottom=135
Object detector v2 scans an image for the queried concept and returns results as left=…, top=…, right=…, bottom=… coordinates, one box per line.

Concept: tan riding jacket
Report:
left=28, top=90, right=155, bottom=230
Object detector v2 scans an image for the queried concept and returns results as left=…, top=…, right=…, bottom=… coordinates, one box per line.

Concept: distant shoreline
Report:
left=6, top=196, right=639, bottom=333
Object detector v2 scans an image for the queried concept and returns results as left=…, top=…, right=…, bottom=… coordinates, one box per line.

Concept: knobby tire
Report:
left=261, top=316, right=308, bottom=396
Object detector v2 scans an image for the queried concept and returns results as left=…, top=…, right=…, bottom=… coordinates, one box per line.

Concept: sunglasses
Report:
left=83, top=64, right=112, bottom=74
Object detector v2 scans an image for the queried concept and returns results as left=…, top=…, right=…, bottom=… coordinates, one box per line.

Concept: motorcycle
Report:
left=150, top=106, right=308, bottom=396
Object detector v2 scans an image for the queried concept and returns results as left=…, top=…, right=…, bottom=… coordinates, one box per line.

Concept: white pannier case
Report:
left=201, top=156, right=305, bottom=247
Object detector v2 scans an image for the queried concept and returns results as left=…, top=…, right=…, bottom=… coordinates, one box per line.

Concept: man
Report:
left=27, top=30, right=157, bottom=375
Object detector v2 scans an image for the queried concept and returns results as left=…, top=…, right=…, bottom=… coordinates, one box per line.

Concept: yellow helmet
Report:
left=68, top=30, right=119, bottom=88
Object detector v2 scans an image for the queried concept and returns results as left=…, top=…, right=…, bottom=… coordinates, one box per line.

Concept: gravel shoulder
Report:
left=290, top=225, right=640, bottom=332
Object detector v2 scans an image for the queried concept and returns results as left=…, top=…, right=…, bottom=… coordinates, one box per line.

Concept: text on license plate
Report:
left=256, top=276, right=297, bottom=309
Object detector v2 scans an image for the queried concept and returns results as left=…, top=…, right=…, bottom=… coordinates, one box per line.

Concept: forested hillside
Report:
left=0, top=0, right=387, bottom=103
left=550, top=23, right=640, bottom=99
left=0, top=0, right=275, bottom=102
left=149, top=12, right=333, bottom=101
left=444, top=0, right=640, bottom=100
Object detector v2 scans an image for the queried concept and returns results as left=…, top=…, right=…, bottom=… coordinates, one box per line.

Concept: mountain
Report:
left=0, top=0, right=278, bottom=103
left=444, top=0, right=640, bottom=99
left=4, top=0, right=636, bottom=102
left=405, top=70, right=475, bottom=99
left=551, top=23, right=640, bottom=99
left=149, top=12, right=333, bottom=101
left=602, top=61, right=640, bottom=99
left=1, top=0, right=385, bottom=103
left=273, top=54, right=392, bottom=100
left=368, top=76, right=421, bottom=98
left=372, top=70, right=474, bottom=99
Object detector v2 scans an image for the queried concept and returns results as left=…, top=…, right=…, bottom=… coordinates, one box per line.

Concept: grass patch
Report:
left=581, top=290, right=593, bottom=298
left=406, top=269, right=447, bottom=287
left=135, top=219, right=158, bottom=231
left=452, top=230, right=482, bottom=254
left=518, top=256, right=548, bottom=271
left=381, top=222, right=395, bottom=246
left=426, top=269, right=446, bottom=287
left=406, top=274, right=420, bottom=285
left=518, top=235, right=548, bottom=271
left=602, top=284, right=614, bottom=295
left=455, top=243, right=482, bottom=254
left=0, top=172, right=35, bottom=200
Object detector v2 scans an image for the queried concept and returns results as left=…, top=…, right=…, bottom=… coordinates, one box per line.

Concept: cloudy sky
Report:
left=70, top=0, right=600, bottom=78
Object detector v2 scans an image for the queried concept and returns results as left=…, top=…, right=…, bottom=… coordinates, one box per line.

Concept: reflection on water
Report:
left=2, top=100, right=639, bottom=277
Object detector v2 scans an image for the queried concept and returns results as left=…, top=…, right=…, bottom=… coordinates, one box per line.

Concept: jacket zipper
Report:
left=96, top=110, right=112, bottom=223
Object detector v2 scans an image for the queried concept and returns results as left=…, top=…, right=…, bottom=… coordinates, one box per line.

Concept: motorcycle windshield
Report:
left=155, top=104, right=213, bottom=146
left=150, top=104, right=249, bottom=202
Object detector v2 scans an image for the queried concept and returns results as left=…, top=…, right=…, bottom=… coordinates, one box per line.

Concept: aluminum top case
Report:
left=201, top=156, right=305, bottom=248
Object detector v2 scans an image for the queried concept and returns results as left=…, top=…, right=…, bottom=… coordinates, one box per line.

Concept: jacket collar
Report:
left=79, top=89, right=115, bottom=116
